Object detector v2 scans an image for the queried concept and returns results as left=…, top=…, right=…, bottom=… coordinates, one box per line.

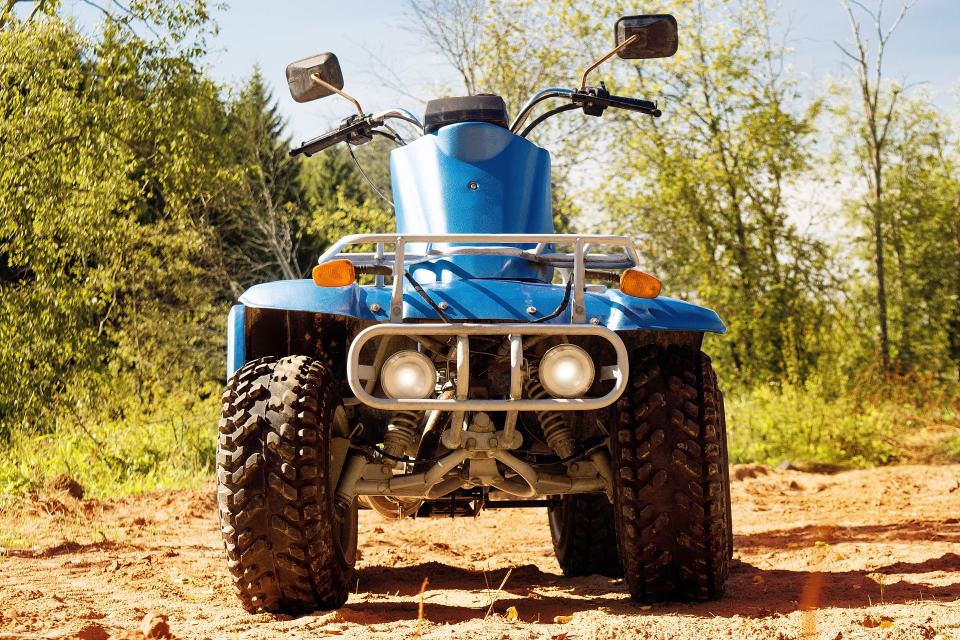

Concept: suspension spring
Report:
left=383, top=409, right=423, bottom=459
left=524, top=363, right=576, bottom=459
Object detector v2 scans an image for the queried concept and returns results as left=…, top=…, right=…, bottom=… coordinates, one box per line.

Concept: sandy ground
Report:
left=1, top=464, right=959, bottom=640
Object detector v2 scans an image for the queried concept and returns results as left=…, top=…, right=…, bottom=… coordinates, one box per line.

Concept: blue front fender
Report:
left=237, top=279, right=726, bottom=332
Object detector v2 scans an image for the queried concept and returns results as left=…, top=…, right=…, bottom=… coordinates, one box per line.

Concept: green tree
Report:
left=869, top=96, right=960, bottom=376
left=409, top=0, right=838, bottom=382
left=598, top=0, right=833, bottom=383
left=299, top=140, right=395, bottom=253
left=217, top=70, right=312, bottom=293
left=408, top=0, right=610, bottom=232
left=0, top=3, right=230, bottom=436
left=835, top=0, right=917, bottom=371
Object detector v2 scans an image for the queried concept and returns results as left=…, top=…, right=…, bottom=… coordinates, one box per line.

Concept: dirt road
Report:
left=1, top=464, right=958, bottom=639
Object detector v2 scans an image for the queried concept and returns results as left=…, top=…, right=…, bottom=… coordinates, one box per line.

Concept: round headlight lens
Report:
left=381, top=350, right=437, bottom=399
left=539, top=344, right=595, bottom=398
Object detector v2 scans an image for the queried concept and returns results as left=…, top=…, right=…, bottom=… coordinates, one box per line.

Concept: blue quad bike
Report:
left=216, top=13, right=732, bottom=614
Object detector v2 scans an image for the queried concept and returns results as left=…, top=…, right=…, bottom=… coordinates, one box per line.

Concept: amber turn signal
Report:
left=312, top=259, right=356, bottom=287
left=619, top=268, right=661, bottom=298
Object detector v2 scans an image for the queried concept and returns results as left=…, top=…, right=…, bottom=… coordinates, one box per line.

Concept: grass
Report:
left=726, top=375, right=960, bottom=469
left=0, top=384, right=220, bottom=503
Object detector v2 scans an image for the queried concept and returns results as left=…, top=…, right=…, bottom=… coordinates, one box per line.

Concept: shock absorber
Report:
left=524, top=363, right=576, bottom=459
left=383, top=409, right=423, bottom=460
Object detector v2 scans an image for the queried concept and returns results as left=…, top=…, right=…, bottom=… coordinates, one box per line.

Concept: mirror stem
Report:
left=311, top=73, right=364, bottom=116
left=579, top=34, right=640, bottom=91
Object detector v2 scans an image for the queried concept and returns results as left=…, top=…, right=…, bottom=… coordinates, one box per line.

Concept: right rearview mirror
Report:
left=286, top=53, right=344, bottom=103
left=614, top=15, right=678, bottom=59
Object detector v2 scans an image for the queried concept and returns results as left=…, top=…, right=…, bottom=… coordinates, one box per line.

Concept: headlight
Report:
left=381, top=350, right=437, bottom=399
left=539, top=344, right=595, bottom=398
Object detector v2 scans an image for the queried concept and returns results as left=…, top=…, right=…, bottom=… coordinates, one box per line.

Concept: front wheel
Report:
left=216, top=355, right=357, bottom=613
left=548, top=493, right=623, bottom=578
left=611, top=344, right=731, bottom=602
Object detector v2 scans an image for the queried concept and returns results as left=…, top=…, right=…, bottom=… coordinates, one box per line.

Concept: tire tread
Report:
left=612, top=344, right=731, bottom=602
left=217, top=355, right=354, bottom=613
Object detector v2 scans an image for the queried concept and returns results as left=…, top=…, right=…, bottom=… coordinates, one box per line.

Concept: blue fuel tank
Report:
left=390, top=122, right=553, bottom=283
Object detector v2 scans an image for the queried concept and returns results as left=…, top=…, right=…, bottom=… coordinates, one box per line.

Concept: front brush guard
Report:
left=346, top=322, right=628, bottom=450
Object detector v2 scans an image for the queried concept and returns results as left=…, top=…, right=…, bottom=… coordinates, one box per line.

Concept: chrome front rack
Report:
left=317, top=233, right=642, bottom=323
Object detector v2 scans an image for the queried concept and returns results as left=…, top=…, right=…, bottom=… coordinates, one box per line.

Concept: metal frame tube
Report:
left=389, top=236, right=406, bottom=322
left=493, top=450, right=539, bottom=494
left=425, top=477, right=465, bottom=499
left=442, top=335, right=470, bottom=449
left=573, top=237, right=586, bottom=323
left=501, top=334, right=524, bottom=444
left=334, top=454, right=368, bottom=504
left=490, top=477, right=536, bottom=499
left=350, top=444, right=608, bottom=499
left=351, top=449, right=470, bottom=498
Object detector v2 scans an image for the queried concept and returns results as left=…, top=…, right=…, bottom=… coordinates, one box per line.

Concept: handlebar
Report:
left=510, top=85, right=660, bottom=136
left=290, top=117, right=370, bottom=157
left=290, top=109, right=425, bottom=157
left=571, top=85, right=661, bottom=118
left=293, top=87, right=659, bottom=156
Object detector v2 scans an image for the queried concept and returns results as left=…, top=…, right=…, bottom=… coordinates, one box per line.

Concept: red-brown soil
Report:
left=1, top=464, right=958, bottom=639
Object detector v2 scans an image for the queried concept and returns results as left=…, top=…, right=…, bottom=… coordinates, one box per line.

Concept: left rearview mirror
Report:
left=286, top=53, right=344, bottom=103
left=615, top=15, right=678, bottom=59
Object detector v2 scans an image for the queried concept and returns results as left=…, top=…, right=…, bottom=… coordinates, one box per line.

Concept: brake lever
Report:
left=341, top=115, right=374, bottom=146
left=289, top=115, right=376, bottom=157
left=577, top=81, right=611, bottom=117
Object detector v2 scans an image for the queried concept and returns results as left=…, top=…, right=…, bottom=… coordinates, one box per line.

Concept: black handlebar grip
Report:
left=606, top=95, right=661, bottom=117
left=289, top=128, right=351, bottom=157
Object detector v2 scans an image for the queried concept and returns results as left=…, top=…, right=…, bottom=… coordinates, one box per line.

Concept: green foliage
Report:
left=0, top=11, right=232, bottom=438
left=832, top=93, right=960, bottom=377
left=727, top=374, right=960, bottom=469
left=306, top=189, right=395, bottom=249
left=1, top=0, right=959, bottom=498
left=216, top=69, right=315, bottom=290
left=946, top=434, right=960, bottom=462
left=0, top=1, right=393, bottom=462
left=0, top=389, right=218, bottom=498
left=726, top=384, right=897, bottom=468
left=600, top=0, right=834, bottom=385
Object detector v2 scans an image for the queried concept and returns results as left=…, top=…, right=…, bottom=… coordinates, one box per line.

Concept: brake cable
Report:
left=403, top=271, right=454, bottom=323
left=347, top=142, right=393, bottom=207
left=532, top=277, right=573, bottom=323
left=519, top=103, right=580, bottom=138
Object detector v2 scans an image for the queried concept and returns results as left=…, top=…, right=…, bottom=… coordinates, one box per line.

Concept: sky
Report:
left=25, top=1, right=960, bottom=142
left=200, top=0, right=960, bottom=142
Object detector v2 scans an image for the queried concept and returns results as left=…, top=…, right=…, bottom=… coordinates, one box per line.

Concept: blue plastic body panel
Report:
left=230, top=119, right=727, bottom=374
left=227, top=304, right=245, bottom=379
left=390, top=122, right=553, bottom=283
left=238, top=279, right=725, bottom=333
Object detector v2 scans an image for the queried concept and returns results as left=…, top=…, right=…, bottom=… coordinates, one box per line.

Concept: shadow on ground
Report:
left=350, top=549, right=960, bottom=624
